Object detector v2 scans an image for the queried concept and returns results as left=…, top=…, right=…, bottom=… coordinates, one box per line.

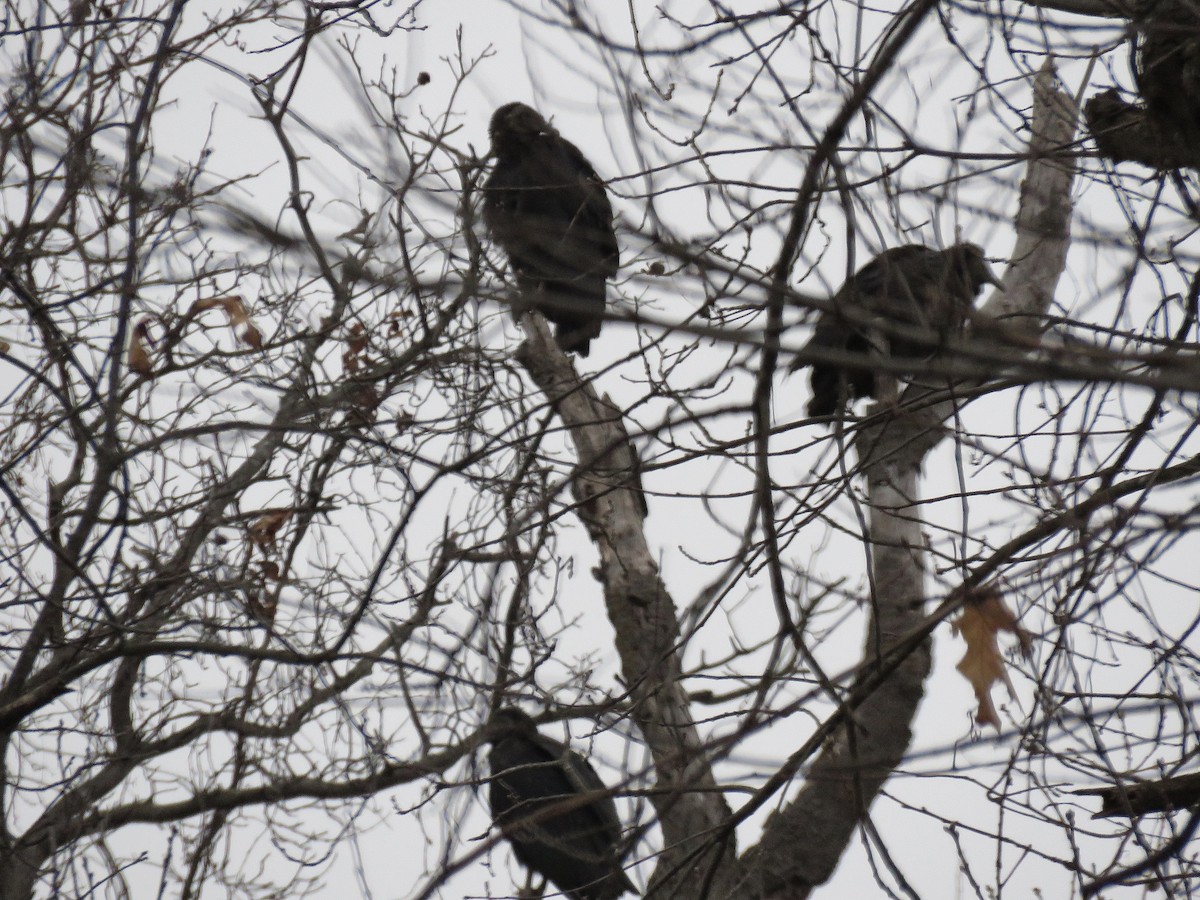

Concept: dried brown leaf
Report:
left=247, top=509, right=292, bottom=550
left=192, top=295, right=263, bottom=349
left=247, top=591, right=277, bottom=622
left=345, top=384, right=381, bottom=427
left=343, top=322, right=368, bottom=372
left=352, top=384, right=379, bottom=410
left=951, top=585, right=1033, bottom=728
left=386, top=310, right=411, bottom=336
left=241, top=321, right=263, bottom=350
left=128, top=317, right=154, bottom=376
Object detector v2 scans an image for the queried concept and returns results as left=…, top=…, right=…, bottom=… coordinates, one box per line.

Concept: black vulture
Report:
left=1135, top=0, right=1200, bottom=148
left=1084, top=88, right=1197, bottom=170
left=485, top=707, right=636, bottom=900
left=1084, top=3, right=1200, bottom=170
left=791, top=243, right=999, bottom=418
left=482, top=102, right=620, bottom=357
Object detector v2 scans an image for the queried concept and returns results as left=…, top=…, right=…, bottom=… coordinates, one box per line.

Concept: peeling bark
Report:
left=516, top=316, right=738, bottom=898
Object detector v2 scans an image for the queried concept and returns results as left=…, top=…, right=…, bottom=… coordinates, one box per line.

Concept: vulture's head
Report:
left=488, top=103, right=555, bottom=158
left=484, top=706, right=541, bottom=743
left=947, top=243, right=1001, bottom=297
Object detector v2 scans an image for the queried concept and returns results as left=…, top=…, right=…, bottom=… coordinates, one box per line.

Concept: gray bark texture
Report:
left=518, top=61, right=1078, bottom=900
left=516, top=325, right=739, bottom=898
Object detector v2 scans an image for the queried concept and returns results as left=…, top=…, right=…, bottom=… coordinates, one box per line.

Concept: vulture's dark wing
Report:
left=527, top=730, right=628, bottom=861
left=552, top=137, right=620, bottom=280
left=1136, top=0, right=1200, bottom=145
left=845, top=245, right=930, bottom=300
left=793, top=246, right=932, bottom=417
left=799, top=318, right=875, bottom=419
left=488, top=722, right=636, bottom=900
left=483, top=135, right=618, bottom=285
left=793, top=244, right=994, bottom=418
left=850, top=245, right=950, bottom=345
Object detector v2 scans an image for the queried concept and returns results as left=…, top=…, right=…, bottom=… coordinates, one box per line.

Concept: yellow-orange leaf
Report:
left=192, top=295, right=263, bottom=349
left=951, top=585, right=1033, bottom=728
left=248, top=509, right=291, bottom=550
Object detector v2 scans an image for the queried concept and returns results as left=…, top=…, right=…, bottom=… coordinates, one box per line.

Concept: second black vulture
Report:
left=482, top=102, right=620, bottom=357
left=791, top=243, right=999, bottom=418
left=485, top=707, right=636, bottom=900
left=1135, top=0, right=1200, bottom=148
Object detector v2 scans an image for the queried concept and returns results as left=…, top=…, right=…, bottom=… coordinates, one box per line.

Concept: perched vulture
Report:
left=1084, top=88, right=1196, bottom=170
left=791, top=243, right=999, bottom=418
left=485, top=707, right=636, bottom=900
left=482, top=102, right=620, bottom=357
left=1135, top=0, right=1200, bottom=148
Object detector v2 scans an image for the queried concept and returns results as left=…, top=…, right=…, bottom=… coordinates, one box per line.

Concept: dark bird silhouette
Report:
left=1084, top=88, right=1197, bottom=170
left=791, top=243, right=999, bottom=418
left=1085, top=3, right=1200, bottom=171
left=482, top=102, right=619, bottom=357
left=1136, top=0, right=1200, bottom=149
left=1077, top=771, right=1200, bottom=818
left=485, top=707, right=637, bottom=900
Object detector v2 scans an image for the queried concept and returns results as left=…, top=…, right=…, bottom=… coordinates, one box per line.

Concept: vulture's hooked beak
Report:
left=984, top=270, right=1004, bottom=290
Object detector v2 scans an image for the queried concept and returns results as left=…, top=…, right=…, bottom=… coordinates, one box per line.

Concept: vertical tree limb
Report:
left=515, top=314, right=738, bottom=897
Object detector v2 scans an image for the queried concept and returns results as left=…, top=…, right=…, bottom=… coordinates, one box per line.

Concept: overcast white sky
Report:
left=5, top=0, right=1198, bottom=897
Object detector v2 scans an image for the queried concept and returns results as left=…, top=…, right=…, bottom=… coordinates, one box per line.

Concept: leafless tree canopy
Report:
left=1, top=1, right=1198, bottom=899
